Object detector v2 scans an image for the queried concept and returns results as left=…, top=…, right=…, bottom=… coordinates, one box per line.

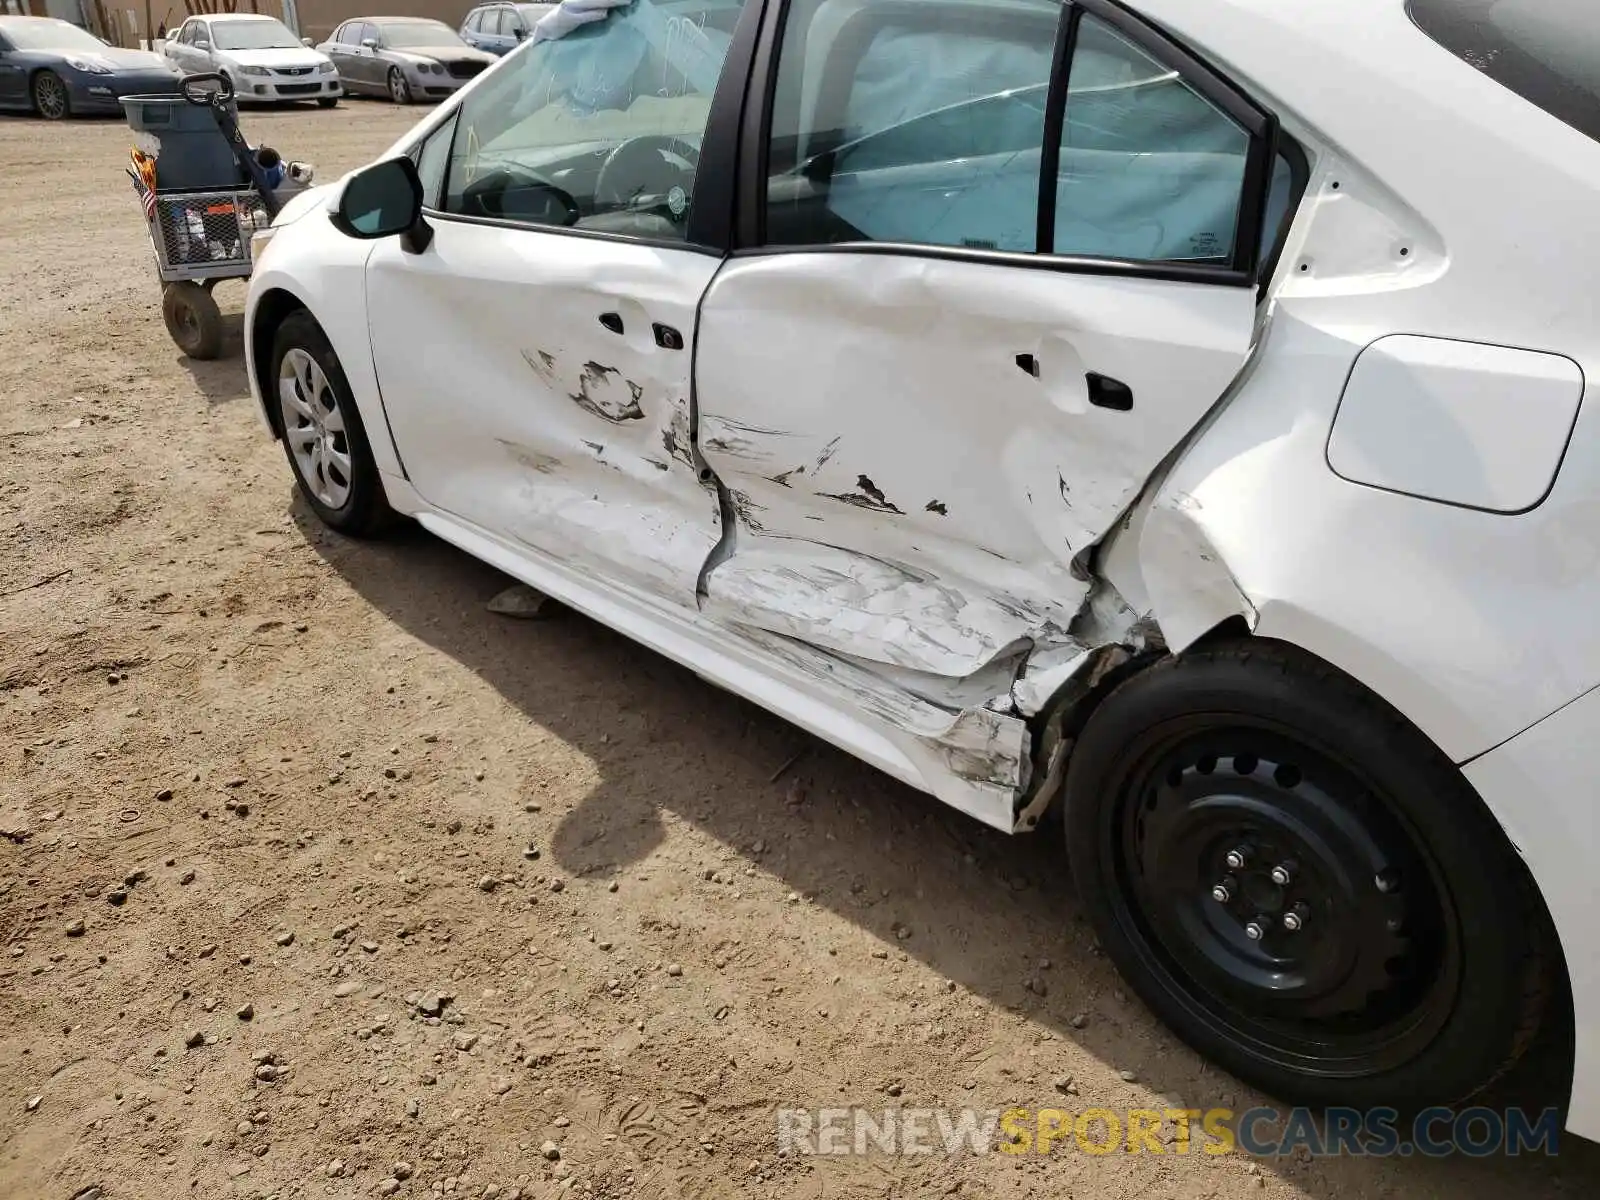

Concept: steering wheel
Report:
left=461, top=166, right=581, bottom=226
left=594, top=136, right=700, bottom=223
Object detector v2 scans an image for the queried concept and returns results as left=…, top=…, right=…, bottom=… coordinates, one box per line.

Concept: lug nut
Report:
left=1375, top=868, right=1400, bottom=894
left=1211, top=882, right=1231, bottom=904
left=1282, top=905, right=1308, bottom=932
left=1244, top=918, right=1268, bottom=941
left=1269, top=862, right=1295, bottom=887
left=1225, top=846, right=1249, bottom=871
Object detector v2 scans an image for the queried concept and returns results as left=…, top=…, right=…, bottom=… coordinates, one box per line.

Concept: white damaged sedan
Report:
left=246, top=0, right=1600, bottom=1136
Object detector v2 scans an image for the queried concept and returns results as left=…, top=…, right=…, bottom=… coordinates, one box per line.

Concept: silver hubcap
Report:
left=279, top=348, right=353, bottom=510
left=36, top=75, right=65, bottom=118
left=391, top=71, right=407, bottom=102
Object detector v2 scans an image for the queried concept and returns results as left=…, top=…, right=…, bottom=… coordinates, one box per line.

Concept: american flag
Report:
left=129, top=149, right=158, bottom=223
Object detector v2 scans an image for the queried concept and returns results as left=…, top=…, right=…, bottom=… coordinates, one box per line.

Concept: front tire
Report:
left=317, top=96, right=339, bottom=109
left=1063, top=638, right=1550, bottom=1113
left=31, top=71, right=70, bottom=120
left=387, top=68, right=411, bottom=104
left=270, top=311, right=392, bottom=537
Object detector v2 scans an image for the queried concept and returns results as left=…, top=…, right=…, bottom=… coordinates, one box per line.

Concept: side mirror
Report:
left=194, top=37, right=210, bottom=50
left=302, top=36, right=314, bottom=46
left=330, top=156, right=432, bottom=254
left=361, top=37, right=378, bottom=49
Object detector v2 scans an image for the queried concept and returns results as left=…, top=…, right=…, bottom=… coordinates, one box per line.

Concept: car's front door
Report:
left=693, top=0, right=1288, bottom=681
left=502, top=7, right=530, bottom=50
left=364, top=0, right=752, bottom=603
left=0, top=35, right=23, bottom=106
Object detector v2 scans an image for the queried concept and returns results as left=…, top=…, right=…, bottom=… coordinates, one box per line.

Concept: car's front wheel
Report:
left=1063, top=638, right=1552, bottom=1114
left=317, top=96, right=339, bottom=108
left=31, top=71, right=70, bottom=120
left=388, top=67, right=411, bottom=104
left=271, top=311, right=392, bottom=537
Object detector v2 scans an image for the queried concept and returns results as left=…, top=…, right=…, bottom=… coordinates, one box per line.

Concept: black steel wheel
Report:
left=1063, top=639, right=1551, bottom=1112
left=31, top=71, right=70, bottom=120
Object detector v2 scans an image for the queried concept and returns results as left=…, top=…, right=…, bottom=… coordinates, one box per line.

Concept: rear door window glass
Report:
left=1054, top=13, right=1250, bottom=263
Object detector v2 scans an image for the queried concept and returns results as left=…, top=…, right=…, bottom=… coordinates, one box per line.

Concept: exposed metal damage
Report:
left=571, top=361, right=646, bottom=423
left=819, top=473, right=903, bottom=515
left=660, top=408, right=695, bottom=469
left=502, top=270, right=1207, bottom=834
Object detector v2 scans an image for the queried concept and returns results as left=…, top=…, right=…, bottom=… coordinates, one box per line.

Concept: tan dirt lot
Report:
left=1, top=104, right=1597, bottom=1200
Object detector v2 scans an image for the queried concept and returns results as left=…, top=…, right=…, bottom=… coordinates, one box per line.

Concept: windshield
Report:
left=211, top=18, right=301, bottom=51
left=381, top=21, right=462, bottom=48
left=1409, top=0, right=1600, bottom=143
left=2, top=19, right=108, bottom=52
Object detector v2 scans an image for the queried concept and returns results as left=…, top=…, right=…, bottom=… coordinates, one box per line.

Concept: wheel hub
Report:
left=278, top=348, right=352, bottom=510
left=1119, top=736, right=1454, bottom=1066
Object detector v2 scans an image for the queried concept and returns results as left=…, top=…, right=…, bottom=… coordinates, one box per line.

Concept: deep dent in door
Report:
left=686, top=253, right=1260, bottom=829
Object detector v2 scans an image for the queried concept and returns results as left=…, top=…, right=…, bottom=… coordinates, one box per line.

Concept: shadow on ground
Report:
left=295, top=504, right=1599, bottom=1199
left=173, top=314, right=251, bottom=404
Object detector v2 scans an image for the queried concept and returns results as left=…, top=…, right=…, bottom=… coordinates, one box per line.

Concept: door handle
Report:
left=598, top=312, right=624, bottom=335
left=1086, top=372, right=1133, bottom=411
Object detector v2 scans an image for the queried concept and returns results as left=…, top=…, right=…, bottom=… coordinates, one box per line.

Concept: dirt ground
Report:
left=1, top=103, right=1597, bottom=1200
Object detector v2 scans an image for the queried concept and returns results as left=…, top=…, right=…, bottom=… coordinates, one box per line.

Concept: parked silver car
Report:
left=458, top=2, right=555, bottom=56
left=316, top=16, right=495, bottom=104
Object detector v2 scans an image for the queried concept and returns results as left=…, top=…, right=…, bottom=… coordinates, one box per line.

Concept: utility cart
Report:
left=123, top=73, right=313, bottom=360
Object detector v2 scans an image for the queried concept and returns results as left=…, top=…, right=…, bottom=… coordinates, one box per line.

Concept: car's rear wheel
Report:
left=388, top=67, right=411, bottom=104
left=271, top=311, right=392, bottom=537
left=1063, top=638, right=1551, bottom=1113
left=31, top=71, right=69, bottom=120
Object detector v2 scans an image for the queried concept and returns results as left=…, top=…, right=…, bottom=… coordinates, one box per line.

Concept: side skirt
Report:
left=404, top=496, right=1029, bottom=832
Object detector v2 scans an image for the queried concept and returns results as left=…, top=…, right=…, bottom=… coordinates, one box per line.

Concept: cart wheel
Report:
left=162, top=282, right=225, bottom=360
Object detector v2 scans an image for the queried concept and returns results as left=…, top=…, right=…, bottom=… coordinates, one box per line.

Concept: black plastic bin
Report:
left=120, top=93, right=244, bottom=191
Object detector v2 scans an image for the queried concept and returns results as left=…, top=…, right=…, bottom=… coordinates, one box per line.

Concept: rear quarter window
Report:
left=1408, top=0, right=1600, bottom=143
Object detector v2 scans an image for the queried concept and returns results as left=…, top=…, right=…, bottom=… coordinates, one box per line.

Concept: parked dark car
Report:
left=458, top=2, right=554, bottom=56
left=0, top=15, right=180, bottom=119
left=317, top=16, right=496, bottom=104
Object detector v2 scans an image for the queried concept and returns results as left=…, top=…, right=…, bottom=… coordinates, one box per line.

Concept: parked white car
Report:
left=245, top=0, right=1600, bottom=1140
left=163, top=13, right=340, bottom=106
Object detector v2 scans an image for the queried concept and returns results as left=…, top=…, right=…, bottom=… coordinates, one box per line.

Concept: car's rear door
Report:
left=166, top=20, right=198, bottom=71
left=323, top=22, right=354, bottom=85
left=364, top=0, right=756, bottom=605
left=348, top=22, right=382, bottom=90
left=692, top=0, right=1289, bottom=679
